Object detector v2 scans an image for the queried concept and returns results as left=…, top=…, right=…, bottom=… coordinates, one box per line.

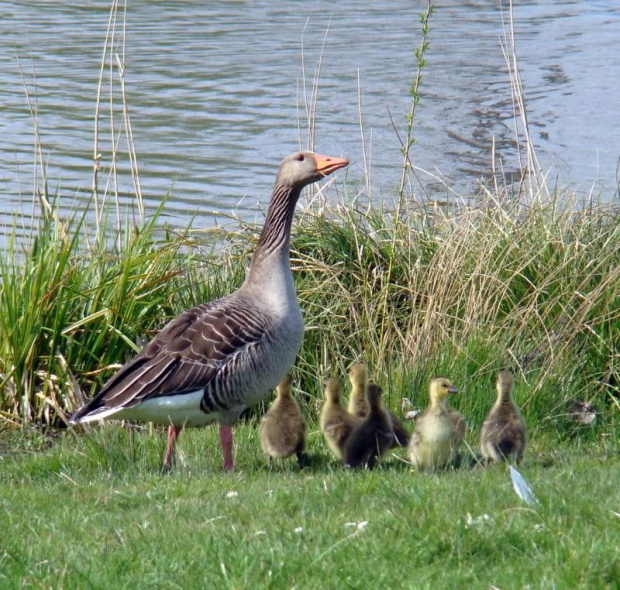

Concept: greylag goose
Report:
left=480, top=371, right=526, bottom=464
left=408, top=377, right=465, bottom=470
left=320, top=377, right=363, bottom=460
left=343, top=383, right=394, bottom=469
left=259, top=373, right=307, bottom=467
left=71, top=151, right=349, bottom=470
left=348, top=362, right=410, bottom=447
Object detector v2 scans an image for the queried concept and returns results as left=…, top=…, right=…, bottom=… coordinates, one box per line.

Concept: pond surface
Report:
left=1, top=0, right=619, bottom=233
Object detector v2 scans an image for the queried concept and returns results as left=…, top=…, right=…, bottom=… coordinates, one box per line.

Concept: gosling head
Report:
left=276, top=151, right=349, bottom=189
left=496, top=370, right=514, bottom=398
left=348, top=362, right=368, bottom=389
left=325, top=377, right=343, bottom=404
left=277, top=373, right=294, bottom=398
left=429, top=377, right=459, bottom=405
left=365, top=382, right=384, bottom=409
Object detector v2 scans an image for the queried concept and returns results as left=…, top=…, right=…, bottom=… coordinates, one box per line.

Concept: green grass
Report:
left=1, top=425, right=618, bottom=588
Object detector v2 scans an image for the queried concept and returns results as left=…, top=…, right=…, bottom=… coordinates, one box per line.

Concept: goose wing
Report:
left=72, top=296, right=266, bottom=420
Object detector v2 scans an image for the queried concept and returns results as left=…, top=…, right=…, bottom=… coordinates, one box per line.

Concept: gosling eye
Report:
left=442, top=383, right=449, bottom=388
left=296, top=154, right=305, bottom=162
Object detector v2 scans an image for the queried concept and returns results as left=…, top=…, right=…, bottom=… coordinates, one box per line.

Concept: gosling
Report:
left=259, top=373, right=307, bottom=467
left=343, top=383, right=394, bottom=469
left=408, top=377, right=465, bottom=470
left=347, top=362, right=369, bottom=418
left=480, top=371, right=526, bottom=464
left=347, top=362, right=410, bottom=447
left=320, top=378, right=362, bottom=460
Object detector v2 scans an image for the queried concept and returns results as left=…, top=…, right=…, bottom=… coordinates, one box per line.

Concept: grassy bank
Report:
left=1, top=425, right=618, bottom=588
left=1, top=188, right=619, bottom=434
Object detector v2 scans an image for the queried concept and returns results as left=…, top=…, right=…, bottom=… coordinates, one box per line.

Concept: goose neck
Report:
left=368, top=399, right=382, bottom=413
left=496, top=387, right=513, bottom=404
left=251, top=183, right=301, bottom=265
left=430, top=397, right=447, bottom=411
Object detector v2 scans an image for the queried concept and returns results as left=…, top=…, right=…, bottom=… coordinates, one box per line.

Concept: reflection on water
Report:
left=0, top=0, right=618, bottom=232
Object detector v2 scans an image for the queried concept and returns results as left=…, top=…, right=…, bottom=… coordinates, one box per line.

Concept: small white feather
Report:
left=509, top=465, right=539, bottom=506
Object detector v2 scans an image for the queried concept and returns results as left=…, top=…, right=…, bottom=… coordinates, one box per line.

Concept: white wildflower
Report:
left=344, top=521, right=369, bottom=530
left=464, top=513, right=492, bottom=529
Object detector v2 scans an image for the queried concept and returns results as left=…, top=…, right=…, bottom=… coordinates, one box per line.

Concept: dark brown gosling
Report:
left=343, top=383, right=394, bottom=469
left=259, top=374, right=307, bottom=467
left=388, top=407, right=411, bottom=448
left=320, top=378, right=362, bottom=460
left=480, top=371, right=526, bottom=464
left=347, top=362, right=409, bottom=447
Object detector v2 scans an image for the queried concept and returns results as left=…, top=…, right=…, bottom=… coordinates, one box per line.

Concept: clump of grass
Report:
left=287, top=189, right=620, bottom=432
left=0, top=203, right=197, bottom=425
left=1, top=183, right=618, bottom=437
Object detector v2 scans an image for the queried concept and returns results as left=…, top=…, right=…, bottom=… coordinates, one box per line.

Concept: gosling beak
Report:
left=313, top=153, right=349, bottom=177
left=448, top=386, right=460, bottom=394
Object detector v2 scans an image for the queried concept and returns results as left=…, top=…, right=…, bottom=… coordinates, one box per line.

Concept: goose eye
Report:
left=296, top=154, right=304, bottom=161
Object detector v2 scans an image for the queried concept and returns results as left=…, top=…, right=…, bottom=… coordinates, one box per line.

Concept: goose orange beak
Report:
left=313, top=154, right=349, bottom=177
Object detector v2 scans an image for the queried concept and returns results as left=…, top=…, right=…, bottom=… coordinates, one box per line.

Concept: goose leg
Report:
left=163, top=425, right=182, bottom=470
left=219, top=425, right=234, bottom=471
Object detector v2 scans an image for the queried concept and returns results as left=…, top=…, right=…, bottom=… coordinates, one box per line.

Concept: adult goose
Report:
left=71, top=151, right=349, bottom=470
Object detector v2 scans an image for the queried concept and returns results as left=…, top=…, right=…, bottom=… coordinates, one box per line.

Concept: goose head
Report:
left=276, top=373, right=294, bottom=398
left=276, top=151, right=349, bottom=189
left=324, top=377, right=342, bottom=404
left=348, top=362, right=368, bottom=390
left=429, top=377, right=459, bottom=405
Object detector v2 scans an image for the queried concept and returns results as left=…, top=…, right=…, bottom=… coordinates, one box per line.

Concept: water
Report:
left=1, top=0, right=619, bottom=233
